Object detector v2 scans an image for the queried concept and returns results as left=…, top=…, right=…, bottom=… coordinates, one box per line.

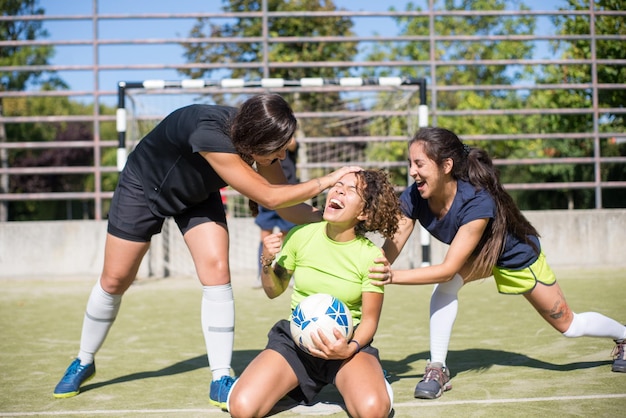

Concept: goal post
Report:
left=116, top=77, right=427, bottom=169
left=115, top=77, right=430, bottom=277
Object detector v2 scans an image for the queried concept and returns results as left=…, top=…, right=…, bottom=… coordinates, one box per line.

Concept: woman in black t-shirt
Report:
left=53, top=94, right=360, bottom=409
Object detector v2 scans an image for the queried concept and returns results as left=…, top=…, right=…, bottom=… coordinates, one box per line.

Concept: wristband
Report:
left=260, top=255, right=275, bottom=267
left=349, top=339, right=361, bottom=353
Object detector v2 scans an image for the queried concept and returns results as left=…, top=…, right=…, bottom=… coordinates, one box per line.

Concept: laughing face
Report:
left=323, top=172, right=367, bottom=228
left=408, top=140, right=450, bottom=200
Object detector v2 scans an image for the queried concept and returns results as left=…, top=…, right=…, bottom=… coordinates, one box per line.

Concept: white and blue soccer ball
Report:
left=290, top=293, right=354, bottom=354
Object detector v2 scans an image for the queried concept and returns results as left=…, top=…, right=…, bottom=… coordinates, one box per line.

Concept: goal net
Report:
left=116, top=77, right=429, bottom=278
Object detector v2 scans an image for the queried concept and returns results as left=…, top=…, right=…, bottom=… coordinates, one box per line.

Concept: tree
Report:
left=521, top=0, right=626, bottom=209
left=1, top=0, right=120, bottom=221
left=180, top=0, right=361, bottom=210
left=181, top=0, right=356, bottom=79
left=0, top=0, right=66, bottom=221
left=0, top=0, right=64, bottom=91
left=180, top=0, right=357, bottom=112
left=363, top=0, right=536, bottom=189
left=3, top=96, right=118, bottom=221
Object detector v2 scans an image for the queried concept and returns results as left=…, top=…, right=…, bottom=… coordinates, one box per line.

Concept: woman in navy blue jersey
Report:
left=53, top=93, right=359, bottom=409
left=370, top=127, right=625, bottom=400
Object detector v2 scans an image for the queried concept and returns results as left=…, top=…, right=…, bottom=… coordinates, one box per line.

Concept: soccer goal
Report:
left=116, top=77, right=430, bottom=278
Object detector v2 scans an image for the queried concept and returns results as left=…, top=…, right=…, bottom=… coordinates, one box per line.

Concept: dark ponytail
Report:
left=412, top=127, right=539, bottom=279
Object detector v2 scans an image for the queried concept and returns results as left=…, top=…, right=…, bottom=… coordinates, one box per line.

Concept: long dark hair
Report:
left=230, top=93, right=297, bottom=164
left=410, top=127, right=539, bottom=278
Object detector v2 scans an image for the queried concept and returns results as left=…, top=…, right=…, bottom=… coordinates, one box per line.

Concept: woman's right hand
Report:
left=261, top=232, right=284, bottom=261
left=369, top=255, right=393, bottom=286
left=321, top=166, right=363, bottom=190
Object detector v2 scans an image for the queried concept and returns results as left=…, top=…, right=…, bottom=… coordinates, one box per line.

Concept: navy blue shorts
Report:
left=265, top=319, right=380, bottom=405
left=254, top=206, right=296, bottom=231
left=107, top=165, right=227, bottom=242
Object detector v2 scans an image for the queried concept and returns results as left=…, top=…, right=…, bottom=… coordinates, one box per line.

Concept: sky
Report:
left=34, top=0, right=564, bottom=106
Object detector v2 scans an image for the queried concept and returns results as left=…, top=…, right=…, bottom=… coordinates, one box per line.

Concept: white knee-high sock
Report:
left=563, top=312, right=626, bottom=340
left=429, top=274, right=464, bottom=367
left=78, top=281, right=122, bottom=365
left=202, top=284, right=235, bottom=380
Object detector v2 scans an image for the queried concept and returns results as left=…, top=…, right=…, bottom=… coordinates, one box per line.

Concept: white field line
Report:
left=2, top=393, right=626, bottom=416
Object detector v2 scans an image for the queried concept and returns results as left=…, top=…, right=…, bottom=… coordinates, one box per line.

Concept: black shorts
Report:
left=107, top=165, right=227, bottom=242
left=266, top=319, right=380, bottom=405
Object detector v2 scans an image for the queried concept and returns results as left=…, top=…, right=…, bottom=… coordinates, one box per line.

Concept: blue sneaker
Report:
left=53, top=358, right=96, bottom=398
left=209, top=375, right=235, bottom=411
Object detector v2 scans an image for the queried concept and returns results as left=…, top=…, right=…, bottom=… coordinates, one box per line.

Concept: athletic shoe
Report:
left=612, top=339, right=626, bottom=373
left=53, top=358, right=96, bottom=398
left=414, top=361, right=451, bottom=399
left=209, top=375, right=235, bottom=410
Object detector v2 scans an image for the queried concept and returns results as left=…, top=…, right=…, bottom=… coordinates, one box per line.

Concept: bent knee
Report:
left=348, top=393, right=390, bottom=418
left=227, top=391, right=268, bottom=418
left=99, top=275, right=134, bottom=295
left=227, top=396, right=256, bottom=418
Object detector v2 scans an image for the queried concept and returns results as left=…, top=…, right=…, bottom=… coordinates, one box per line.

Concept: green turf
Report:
left=1, top=268, right=625, bottom=417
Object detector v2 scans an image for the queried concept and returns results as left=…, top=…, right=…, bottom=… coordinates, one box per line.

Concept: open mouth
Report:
left=327, top=198, right=345, bottom=210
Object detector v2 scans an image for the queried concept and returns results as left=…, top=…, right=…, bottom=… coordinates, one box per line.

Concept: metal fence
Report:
left=1, top=0, right=625, bottom=221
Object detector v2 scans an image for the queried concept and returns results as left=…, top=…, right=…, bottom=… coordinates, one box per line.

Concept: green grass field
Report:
left=1, top=268, right=625, bottom=417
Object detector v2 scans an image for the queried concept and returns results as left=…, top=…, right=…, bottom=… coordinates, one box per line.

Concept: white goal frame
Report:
left=115, top=77, right=432, bottom=276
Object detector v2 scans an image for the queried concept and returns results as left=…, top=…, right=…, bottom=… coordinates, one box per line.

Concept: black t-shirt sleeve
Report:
left=189, top=107, right=238, bottom=154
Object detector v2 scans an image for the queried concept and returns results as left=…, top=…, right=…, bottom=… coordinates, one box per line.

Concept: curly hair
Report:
left=353, top=169, right=401, bottom=239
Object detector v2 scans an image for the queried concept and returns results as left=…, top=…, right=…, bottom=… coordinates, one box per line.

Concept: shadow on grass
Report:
left=79, top=346, right=611, bottom=405
left=80, top=349, right=348, bottom=415
left=381, top=349, right=611, bottom=382
left=80, top=349, right=262, bottom=394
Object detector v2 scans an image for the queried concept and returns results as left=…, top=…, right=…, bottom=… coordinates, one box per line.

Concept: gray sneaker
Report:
left=612, top=339, right=626, bottom=373
left=414, top=361, right=452, bottom=399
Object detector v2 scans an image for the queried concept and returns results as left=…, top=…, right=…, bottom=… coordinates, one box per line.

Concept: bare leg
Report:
left=228, top=350, right=299, bottom=418
left=100, top=233, right=151, bottom=294
left=336, top=352, right=391, bottom=418
left=184, top=222, right=234, bottom=382
left=523, top=281, right=574, bottom=332
left=525, top=281, right=626, bottom=340
left=184, top=221, right=230, bottom=286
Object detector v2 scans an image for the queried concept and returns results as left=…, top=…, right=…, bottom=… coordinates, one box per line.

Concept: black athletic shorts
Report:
left=266, top=319, right=380, bottom=404
left=107, top=164, right=227, bottom=242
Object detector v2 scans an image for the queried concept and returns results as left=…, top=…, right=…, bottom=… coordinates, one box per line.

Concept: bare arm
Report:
left=347, top=291, right=383, bottom=355
left=259, top=232, right=293, bottom=299
left=309, top=291, right=384, bottom=360
left=382, top=214, right=416, bottom=264
left=373, top=218, right=489, bottom=286
left=201, top=151, right=359, bottom=210
left=276, top=203, right=323, bottom=225
left=368, top=214, right=415, bottom=279
left=255, top=158, right=324, bottom=224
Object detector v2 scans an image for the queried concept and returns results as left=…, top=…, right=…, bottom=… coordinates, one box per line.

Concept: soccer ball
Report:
left=290, top=293, right=354, bottom=354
